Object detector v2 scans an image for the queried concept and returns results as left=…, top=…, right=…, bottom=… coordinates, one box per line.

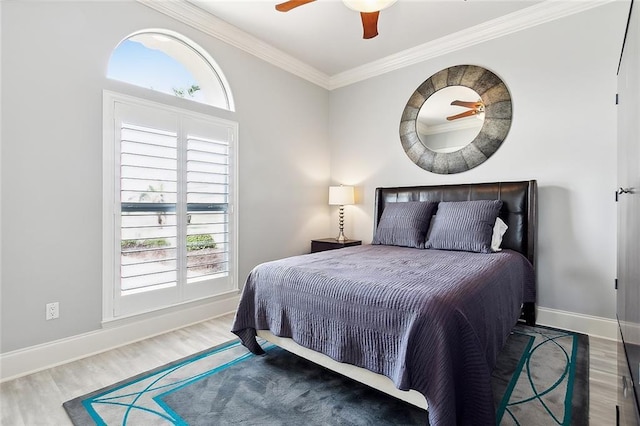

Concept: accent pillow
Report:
left=425, top=215, right=437, bottom=240
left=425, top=200, right=503, bottom=253
left=372, top=201, right=438, bottom=249
left=491, top=217, right=508, bottom=252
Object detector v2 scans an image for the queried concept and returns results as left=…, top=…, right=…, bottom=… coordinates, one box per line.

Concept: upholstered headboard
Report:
left=374, top=180, right=537, bottom=267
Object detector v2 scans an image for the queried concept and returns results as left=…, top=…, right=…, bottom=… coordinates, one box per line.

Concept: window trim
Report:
left=102, top=90, right=239, bottom=323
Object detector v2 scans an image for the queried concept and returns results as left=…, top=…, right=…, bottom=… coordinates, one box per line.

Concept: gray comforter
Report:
left=232, top=245, right=535, bottom=425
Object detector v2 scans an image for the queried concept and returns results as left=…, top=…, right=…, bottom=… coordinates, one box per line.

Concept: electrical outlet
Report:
left=46, top=302, right=59, bottom=320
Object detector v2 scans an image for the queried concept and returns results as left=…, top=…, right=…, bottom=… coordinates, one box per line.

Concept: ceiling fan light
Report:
left=342, top=0, right=397, bottom=13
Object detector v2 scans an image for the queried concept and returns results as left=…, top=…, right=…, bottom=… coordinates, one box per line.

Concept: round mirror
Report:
left=400, top=65, right=512, bottom=174
left=416, top=86, right=484, bottom=153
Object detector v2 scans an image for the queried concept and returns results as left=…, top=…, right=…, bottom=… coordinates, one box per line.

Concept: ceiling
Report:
left=190, top=0, right=541, bottom=76
left=140, top=0, right=610, bottom=89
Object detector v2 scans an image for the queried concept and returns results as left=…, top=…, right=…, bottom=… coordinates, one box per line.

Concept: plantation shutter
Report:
left=183, top=117, right=235, bottom=301
left=111, top=100, right=236, bottom=317
left=120, top=122, right=179, bottom=296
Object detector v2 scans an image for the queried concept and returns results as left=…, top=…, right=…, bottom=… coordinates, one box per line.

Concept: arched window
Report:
left=103, top=30, right=238, bottom=321
left=108, top=30, right=234, bottom=111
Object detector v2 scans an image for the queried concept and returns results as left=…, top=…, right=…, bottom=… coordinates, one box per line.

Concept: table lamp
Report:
left=328, top=185, right=355, bottom=242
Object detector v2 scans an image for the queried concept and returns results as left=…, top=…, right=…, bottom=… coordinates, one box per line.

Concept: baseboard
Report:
left=536, top=306, right=618, bottom=340
left=0, top=295, right=240, bottom=382
left=618, top=319, right=640, bottom=346
left=0, top=302, right=616, bottom=382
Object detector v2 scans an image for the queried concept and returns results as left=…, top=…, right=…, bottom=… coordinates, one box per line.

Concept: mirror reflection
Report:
left=416, top=86, right=484, bottom=153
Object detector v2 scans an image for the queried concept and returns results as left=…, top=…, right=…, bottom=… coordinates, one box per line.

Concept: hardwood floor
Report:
left=0, top=314, right=619, bottom=425
left=0, top=314, right=237, bottom=426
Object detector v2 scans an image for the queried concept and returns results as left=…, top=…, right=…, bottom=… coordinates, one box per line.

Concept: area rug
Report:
left=63, top=324, right=588, bottom=425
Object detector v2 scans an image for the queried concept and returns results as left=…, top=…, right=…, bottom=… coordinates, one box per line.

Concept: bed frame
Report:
left=257, top=180, right=538, bottom=410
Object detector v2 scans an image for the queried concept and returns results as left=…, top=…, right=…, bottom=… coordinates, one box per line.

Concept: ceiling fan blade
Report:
left=451, top=100, right=483, bottom=109
left=446, top=110, right=478, bottom=121
left=360, top=11, right=379, bottom=39
left=275, top=0, right=315, bottom=12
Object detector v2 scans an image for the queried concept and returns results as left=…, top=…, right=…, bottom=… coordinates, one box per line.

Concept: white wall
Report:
left=329, top=2, right=628, bottom=320
left=0, top=1, right=331, bottom=353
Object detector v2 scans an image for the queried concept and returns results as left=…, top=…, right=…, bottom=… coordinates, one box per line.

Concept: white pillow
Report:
left=491, top=217, right=508, bottom=252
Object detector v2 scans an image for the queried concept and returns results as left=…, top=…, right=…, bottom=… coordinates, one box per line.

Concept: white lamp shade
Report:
left=329, top=186, right=355, bottom=205
left=342, top=0, right=397, bottom=13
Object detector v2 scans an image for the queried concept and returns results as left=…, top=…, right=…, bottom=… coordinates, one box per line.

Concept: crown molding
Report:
left=137, top=0, right=331, bottom=89
left=328, top=0, right=615, bottom=89
left=137, top=0, right=613, bottom=91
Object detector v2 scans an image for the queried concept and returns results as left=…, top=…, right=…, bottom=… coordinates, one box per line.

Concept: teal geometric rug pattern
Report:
left=493, top=325, right=589, bottom=425
left=63, top=340, right=260, bottom=426
left=63, top=324, right=588, bottom=425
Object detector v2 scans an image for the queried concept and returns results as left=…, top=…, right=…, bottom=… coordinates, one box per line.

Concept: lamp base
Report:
left=335, top=205, right=348, bottom=242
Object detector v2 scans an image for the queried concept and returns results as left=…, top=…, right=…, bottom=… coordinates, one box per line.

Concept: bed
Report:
left=232, top=180, right=537, bottom=425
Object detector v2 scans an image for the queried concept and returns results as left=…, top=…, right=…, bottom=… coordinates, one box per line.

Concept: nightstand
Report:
left=311, top=238, right=362, bottom=253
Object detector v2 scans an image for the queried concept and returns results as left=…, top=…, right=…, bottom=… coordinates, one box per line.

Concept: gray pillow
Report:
left=426, top=200, right=503, bottom=253
left=372, top=201, right=438, bottom=248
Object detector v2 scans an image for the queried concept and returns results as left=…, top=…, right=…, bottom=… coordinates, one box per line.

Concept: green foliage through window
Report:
left=121, top=238, right=169, bottom=250
left=173, top=84, right=201, bottom=98
left=187, top=234, right=216, bottom=251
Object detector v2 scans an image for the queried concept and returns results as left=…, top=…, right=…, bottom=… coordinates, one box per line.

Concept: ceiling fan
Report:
left=275, top=0, right=397, bottom=39
left=446, top=100, right=485, bottom=121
